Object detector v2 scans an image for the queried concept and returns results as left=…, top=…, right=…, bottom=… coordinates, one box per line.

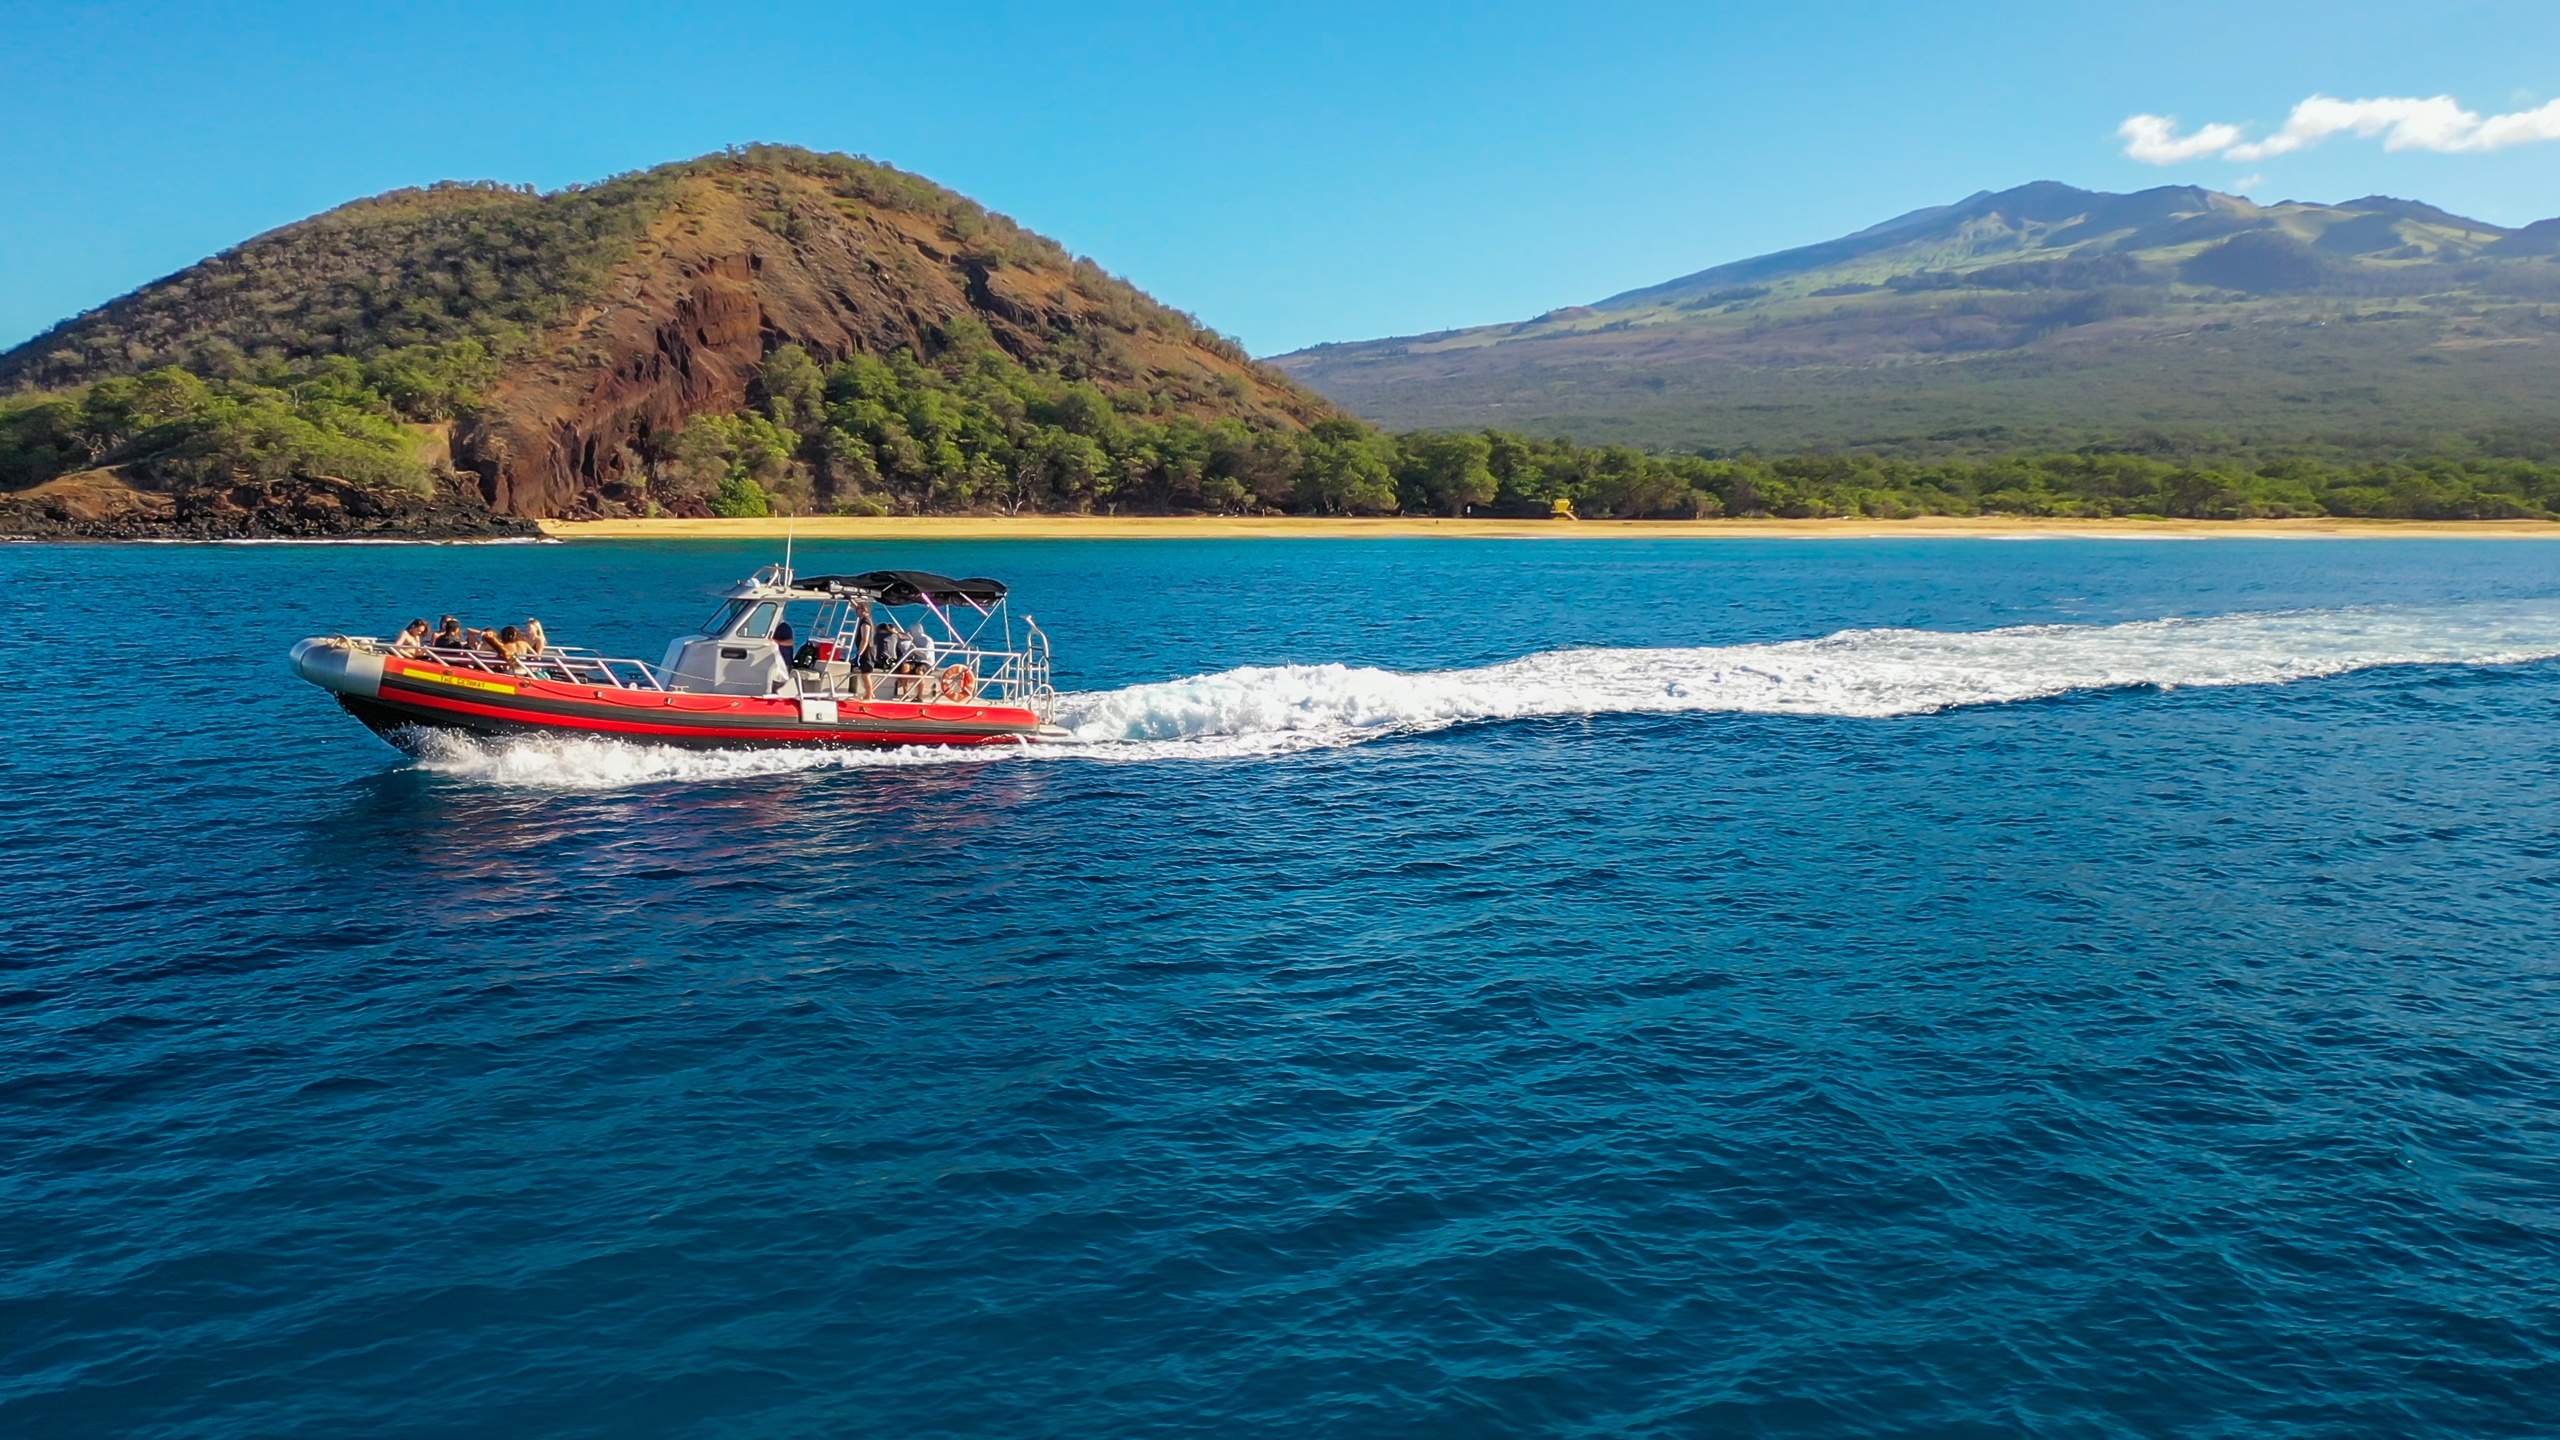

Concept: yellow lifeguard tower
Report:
left=1550, top=498, right=1578, bottom=520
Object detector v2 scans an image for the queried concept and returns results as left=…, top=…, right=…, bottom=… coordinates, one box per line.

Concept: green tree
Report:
left=1582, top=445, right=1705, bottom=518
left=655, top=412, right=798, bottom=514
left=711, top=473, right=773, bottom=517
left=1486, top=430, right=1572, bottom=504
left=1395, top=431, right=1496, bottom=515
left=1296, top=419, right=1400, bottom=514
left=818, top=426, right=880, bottom=505
left=757, top=344, right=827, bottom=434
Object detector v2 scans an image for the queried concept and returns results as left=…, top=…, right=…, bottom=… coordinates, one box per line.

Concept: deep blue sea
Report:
left=7, top=536, right=2560, bottom=1438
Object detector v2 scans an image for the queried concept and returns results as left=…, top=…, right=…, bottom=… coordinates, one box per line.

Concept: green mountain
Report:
left=0, top=145, right=1338, bottom=534
left=1272, top=183, right=2560, bottom=460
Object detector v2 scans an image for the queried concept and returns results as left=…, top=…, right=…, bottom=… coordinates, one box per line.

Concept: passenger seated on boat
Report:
left=487, top=625, right=536, bottom=673
left=516, top=618, right=565, bottom=678
left=871, top=621, right=909, bottom=671
left=874, top=635, right=908, bottom=698
left=771, top=620, right=795, bottom=662
left=431, top=616, right=467, bottom=651
left=874, top=623, right=923, bottom=698
left=390, top=620, right=431, bottom=656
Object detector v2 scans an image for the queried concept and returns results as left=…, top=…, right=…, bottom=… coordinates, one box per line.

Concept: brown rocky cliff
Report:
left=455, top=168, right=1328, bottom=518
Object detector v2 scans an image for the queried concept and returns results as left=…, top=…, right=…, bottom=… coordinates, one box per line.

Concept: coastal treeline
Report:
left=1463, top=439, right=2560, bottom=522
left=9, top=328, right=2560, bottom=522
left=624, top=334, right=2560, bottom=521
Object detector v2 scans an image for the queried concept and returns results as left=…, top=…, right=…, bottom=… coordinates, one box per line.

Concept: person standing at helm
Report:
left=850, top=601, right=877, bottom=698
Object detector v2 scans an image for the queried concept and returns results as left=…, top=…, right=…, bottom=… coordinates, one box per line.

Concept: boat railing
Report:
left=1021, top=619, right=1056, bottom=713
left=339, top=635, right=673, bottom=691
left=513, top=646, right=672, bottom=691
left=792, top=640, right=1052, bottom=715
left=335, top=631, right=1054, bottom=715
left=414, top=643, right=673, bottom=691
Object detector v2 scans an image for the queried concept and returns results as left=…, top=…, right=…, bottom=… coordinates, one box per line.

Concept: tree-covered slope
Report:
left=0, top=146, right=1337, bottom=524
left=1272, top=183, right=2560, bottom=459
left=0, top=175, right=671, bottom=392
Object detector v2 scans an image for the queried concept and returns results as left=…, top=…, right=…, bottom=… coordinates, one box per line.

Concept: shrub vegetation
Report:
left=11, top=329, right=2560, bottom=520
left=630, top=339, right=2560, bottom=521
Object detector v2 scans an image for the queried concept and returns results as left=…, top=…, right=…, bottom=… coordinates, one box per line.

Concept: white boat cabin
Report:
left=659, top=566, right=1051, bottom=707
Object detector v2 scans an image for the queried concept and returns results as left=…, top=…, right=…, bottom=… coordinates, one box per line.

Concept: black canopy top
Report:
left=798, top=570, right=1008, bottom=606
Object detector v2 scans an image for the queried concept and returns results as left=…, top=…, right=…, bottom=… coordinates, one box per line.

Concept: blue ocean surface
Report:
left=6, top=535, right=2560, bottom=1438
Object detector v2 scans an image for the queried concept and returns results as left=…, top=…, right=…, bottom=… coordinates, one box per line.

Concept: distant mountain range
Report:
left=1273, top=183, right=2560, bottom=458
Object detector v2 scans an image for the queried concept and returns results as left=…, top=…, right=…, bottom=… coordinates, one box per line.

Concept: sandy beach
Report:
left=538, top=514, right=2560, bottom=541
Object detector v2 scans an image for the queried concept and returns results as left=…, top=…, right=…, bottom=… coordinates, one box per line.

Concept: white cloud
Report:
left=2118, top=114, right=2243, bottom=164
left=2121, top=93, right=2560, bottom=164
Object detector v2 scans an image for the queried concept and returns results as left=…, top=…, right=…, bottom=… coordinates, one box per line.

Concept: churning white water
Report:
left=412, top=603, right=2560, bottom=788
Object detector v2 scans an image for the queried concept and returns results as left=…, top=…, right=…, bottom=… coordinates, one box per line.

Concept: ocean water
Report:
left=6, top=535, right=2560, bottom=1437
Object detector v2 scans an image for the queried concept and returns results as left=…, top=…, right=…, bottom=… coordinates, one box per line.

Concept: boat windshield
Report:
left=698, top=599, right=785, bottom=638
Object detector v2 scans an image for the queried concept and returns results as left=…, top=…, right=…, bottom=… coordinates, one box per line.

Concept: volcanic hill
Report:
left=0, top=146, right=1334, bottom=533
left=1273, top=182, right=2560, bottom=459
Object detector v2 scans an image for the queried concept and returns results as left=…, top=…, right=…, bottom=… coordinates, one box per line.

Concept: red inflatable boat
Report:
left=290, top=566, right=1066, bottom=752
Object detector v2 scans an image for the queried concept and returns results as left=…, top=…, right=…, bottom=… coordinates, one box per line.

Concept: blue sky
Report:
left=5, top=0, right=2557, bottom=355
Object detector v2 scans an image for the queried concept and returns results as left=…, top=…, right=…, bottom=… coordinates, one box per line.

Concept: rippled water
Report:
left=8, top=537, right=2560, bottom=1437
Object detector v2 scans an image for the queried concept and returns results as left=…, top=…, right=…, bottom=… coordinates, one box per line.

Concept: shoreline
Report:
left=537, top=515, right=2560, bottom=541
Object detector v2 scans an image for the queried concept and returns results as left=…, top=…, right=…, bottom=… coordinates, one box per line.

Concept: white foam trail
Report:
left=1059, top=602, right=2560, bottom=744
left=411, top=603, right=2560, bottom=788
left=407, top=729, right=1024, bottom=789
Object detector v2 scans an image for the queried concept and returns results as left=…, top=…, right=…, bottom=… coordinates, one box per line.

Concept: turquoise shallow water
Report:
left=6, top=536, right=2560, bottom=1437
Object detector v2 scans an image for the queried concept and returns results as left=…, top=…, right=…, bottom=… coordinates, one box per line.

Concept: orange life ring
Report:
left=938, top=664, right=977, bottom=701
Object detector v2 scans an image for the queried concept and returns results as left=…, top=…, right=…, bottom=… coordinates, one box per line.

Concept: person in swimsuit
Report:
left=485, top=625, right=535, bottom=673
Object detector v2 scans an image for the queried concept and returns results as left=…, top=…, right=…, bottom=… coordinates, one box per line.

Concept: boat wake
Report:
left=410, top=602, right=2560, bottom=788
